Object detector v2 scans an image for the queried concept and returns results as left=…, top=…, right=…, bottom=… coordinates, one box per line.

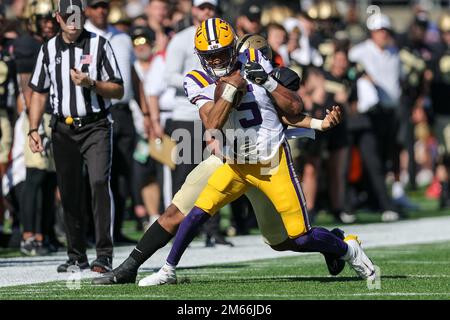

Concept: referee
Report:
left=28, top=0, right=124, bottom=273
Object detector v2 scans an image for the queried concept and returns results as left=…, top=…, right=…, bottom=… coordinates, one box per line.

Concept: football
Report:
left=214, top=79, right=245, bottom=108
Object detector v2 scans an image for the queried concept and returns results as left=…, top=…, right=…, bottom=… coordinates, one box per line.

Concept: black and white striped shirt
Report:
left=29, top=29, right=123, bottom=117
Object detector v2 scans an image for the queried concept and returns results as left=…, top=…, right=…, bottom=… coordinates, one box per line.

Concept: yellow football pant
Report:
left=195, top=142, right=311, bottom=238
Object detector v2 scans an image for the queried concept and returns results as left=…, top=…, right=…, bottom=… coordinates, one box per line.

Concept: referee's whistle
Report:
left=65, top=116, right=74, bottom=125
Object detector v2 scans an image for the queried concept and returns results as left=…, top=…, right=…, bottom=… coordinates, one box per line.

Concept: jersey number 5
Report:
left=236, top=102, right=262, bottom=128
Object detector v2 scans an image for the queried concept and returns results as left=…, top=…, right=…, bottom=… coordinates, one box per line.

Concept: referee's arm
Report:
left=28, top=91, right=48, bottom=153
left=28, top=45, right=50, bottom=153
left=96, top=40, right=124, bottom=99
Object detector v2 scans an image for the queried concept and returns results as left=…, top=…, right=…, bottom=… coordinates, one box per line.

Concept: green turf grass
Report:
left=1, top=241, right=449, bottom=300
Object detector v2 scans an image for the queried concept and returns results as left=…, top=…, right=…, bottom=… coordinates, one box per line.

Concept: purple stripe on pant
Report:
left=282, top=141, right=312, bottom=230
left=166, top=206, right=211, bottom=266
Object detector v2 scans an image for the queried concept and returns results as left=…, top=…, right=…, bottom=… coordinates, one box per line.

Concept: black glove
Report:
left=244, top=62, right=269, bottom=85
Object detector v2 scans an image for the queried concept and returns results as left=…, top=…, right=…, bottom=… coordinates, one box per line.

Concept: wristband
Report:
left=27, top=128, right=39, bottom=136
left=221, top=83, right=238, bottom=103
left=310, top=118, right=324, bottom=131
left=262, top=76, right=278, bottom=93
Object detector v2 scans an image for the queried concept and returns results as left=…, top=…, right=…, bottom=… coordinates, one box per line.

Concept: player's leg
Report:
left=92, top=155, right=225, bottom=285
left=251, top=142, right=375, bottom=280
left=138, top=163, right=248, bottom=286
left=245, top=187, right=346, bottom=276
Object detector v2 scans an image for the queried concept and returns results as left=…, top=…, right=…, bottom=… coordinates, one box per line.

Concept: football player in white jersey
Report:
left=92, top=27, right=372, bottom=285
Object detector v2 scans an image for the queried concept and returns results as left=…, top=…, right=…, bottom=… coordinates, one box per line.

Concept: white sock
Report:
left=392, top=181, right=405, bottom=199
left=342, top=241, right=355, bottom=261
left=163, top=261, right=176, bottom=272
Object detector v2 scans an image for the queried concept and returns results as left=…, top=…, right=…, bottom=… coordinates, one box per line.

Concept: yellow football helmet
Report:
left=236, top=34, right=273, bottom=62
left=195, top=18, right=237, bottom=77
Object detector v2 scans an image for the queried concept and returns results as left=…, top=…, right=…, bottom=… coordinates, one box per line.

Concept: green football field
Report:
left=1, top=241, right=449, bottom=300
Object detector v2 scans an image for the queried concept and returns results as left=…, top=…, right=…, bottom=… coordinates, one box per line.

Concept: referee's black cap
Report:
left=58, top=0, right=86, bottom=14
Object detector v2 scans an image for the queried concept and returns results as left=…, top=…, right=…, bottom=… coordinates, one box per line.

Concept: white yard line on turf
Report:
left=0, top=215, right=450, bottom=288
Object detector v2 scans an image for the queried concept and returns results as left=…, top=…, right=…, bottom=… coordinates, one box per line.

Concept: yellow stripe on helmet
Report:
left=249, top=48, right=257, bottom=62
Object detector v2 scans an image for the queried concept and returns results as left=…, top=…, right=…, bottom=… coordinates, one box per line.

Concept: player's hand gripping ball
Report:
left=214, top=70, right=247, bottom=108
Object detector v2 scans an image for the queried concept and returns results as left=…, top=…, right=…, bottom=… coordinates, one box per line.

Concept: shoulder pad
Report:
left=185, top=69, right=215, bottom=88
left=272, top=67, right=301, bottom=91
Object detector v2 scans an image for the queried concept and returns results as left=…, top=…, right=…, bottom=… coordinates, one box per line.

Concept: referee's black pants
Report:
left=52, top=117, right=114, bottom=261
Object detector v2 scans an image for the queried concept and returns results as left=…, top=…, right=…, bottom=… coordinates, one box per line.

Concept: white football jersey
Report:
left=183, top=49, right=285, bottom=162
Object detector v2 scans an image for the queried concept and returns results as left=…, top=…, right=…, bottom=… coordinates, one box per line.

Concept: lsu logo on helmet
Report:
left=195, top=18, right=237, bottom=78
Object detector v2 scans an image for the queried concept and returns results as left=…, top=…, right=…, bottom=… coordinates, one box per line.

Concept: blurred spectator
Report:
left=261, top=4, right=294, bottom=27
left=281, top=13, right=323, bottom=69
left=348, top=13, right=401, bottom=221
left=108, top=1, right=132, bottom=33
left=344, top=3, right=367, bottom=46
left=235, top=3, right=263, bottom=38
left=265, top=22, right=287, bottom=67
left=321, top=50, right=353, bottom=223
left=126, top=0, right=146, bottom=20
left=13, top=0, right=59, bottom=255
left=297, top=54, right=352, bottom=225
left=297, top=67, right=326, bottom=218
left=429, top=12, right=450, bottom=208
left=142, top=29, right=175, bottom=213
left=1, top=112, right=26, bottom=249
left=85, top=0, right=147, bottom=244
left=0, top=10, right=19, bottom=247
left=395, top=12, right=433, bottom=208
left=129, top=26, right=163, bottom=231
left=145, top=0, right=171, bottom=53
left=171, top=0, right=193, bottom=32
left=308, top=0, right=344, bottom=46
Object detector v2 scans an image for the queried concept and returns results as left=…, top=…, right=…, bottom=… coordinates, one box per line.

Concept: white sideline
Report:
left=0, top=215, right=450, bottom=288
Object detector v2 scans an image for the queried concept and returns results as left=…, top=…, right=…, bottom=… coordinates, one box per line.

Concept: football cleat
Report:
left=343, top=235, right=376, bottom=280
left=91, top=257, right=138, bottom=285
left=323, top=228, right=346, bottom=276
left=90, top=256, right=113, bottom=273
left=20, top=237, right=37, bottom=256
left=57, top=258, right=90, bottom=273
left=138, top=264, right=177, bottom=287
left=381, top=210, right=400, bottom=222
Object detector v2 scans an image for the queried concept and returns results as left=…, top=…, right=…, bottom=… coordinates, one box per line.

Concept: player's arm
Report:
left=281, top=105, right=343, bottom=131
left=199, top=71, right=246, bottom=130
left=245, top=62, right=303, bottom=115
left=199, top=100, right=234, bottom=130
